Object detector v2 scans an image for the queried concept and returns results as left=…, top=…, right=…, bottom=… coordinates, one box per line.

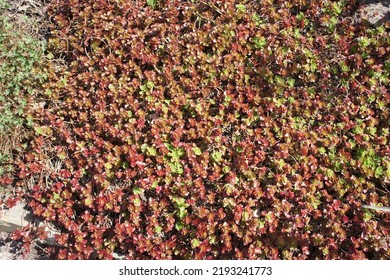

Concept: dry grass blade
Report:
left=361, top=204, right=390, bottom=212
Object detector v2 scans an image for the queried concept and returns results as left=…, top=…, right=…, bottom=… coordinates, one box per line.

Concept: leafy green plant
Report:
left=0, top=19, right=46, bottom=132
left=0, top=1, right=47, bottom=189
left=146, top=0, right=157, bottom=9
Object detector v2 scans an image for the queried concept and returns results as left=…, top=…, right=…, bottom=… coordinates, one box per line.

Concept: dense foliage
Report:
left=11, top=0, right=390, bottom=259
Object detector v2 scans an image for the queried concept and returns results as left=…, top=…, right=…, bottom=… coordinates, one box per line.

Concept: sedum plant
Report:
left=12, top=0, right=390, bottom=260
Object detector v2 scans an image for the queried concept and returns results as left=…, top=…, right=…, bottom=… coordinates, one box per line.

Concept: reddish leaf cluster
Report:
left=17, top=0, right=389, bottom=259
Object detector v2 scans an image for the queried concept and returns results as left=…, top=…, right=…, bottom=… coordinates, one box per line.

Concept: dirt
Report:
left=356, top=0, right=390, bottom=26
left=0, top=188, right=30, bottom=259
left=0, top=231, right=25, bottom=260
left=1, top=0, right=49, bottom=40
